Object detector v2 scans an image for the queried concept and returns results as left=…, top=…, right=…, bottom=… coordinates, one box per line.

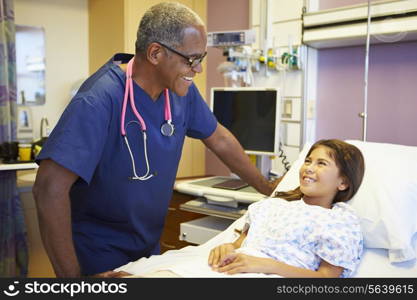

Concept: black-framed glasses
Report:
left=156, top=41, right=207, bottom=68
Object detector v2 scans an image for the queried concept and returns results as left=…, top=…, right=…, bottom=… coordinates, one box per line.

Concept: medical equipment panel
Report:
left=211, top=178, right=249, bottom=190
left=180, top=198, right=247, bottom=220
left=174, top=176, right=266, bottom=207
left=207, top=29, right=256, bottom=47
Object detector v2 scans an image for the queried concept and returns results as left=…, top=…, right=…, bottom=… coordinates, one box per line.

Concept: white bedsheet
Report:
left=115, top=217, right=417, bottom=277
left=355, top=240, right=417, bottom=277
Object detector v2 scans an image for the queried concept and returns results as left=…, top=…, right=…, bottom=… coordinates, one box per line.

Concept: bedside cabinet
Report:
left=159, top=190, right=204, bottom=253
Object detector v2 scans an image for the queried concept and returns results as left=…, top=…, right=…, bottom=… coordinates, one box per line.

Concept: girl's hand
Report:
left=216, top=253, right=272, bottom=275
left=208, top=243, right=236, bottom=268
left=91, top=270, right=132, bottom=278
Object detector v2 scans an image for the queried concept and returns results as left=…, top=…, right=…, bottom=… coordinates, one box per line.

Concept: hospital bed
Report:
left=115, top=140, right=417, bottom=277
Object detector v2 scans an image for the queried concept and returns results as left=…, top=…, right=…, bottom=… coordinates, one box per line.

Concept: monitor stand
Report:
left=174, top=176, right=264, bottom=208
left=229, top=155, right=272, bottom=180
left=256, top=155, right=272, bottom=179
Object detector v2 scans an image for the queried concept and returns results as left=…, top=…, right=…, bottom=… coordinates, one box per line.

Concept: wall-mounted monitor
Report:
left=211, top=87, right=280, bottom=156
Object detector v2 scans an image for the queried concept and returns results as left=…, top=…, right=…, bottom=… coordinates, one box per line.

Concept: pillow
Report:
left=273, top=140, right=417, bottom=263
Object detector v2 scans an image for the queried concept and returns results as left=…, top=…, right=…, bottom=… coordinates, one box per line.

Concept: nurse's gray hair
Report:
left=135, top=2, right=204, bottom=53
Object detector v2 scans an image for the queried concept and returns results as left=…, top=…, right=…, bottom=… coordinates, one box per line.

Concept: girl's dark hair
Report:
left=275, top=139, right=365, bottom=204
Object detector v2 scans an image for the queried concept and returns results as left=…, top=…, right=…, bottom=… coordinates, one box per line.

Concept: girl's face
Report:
left=299, top=146, right=348, bottom=208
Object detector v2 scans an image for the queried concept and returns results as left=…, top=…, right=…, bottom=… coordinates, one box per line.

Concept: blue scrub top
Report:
left=36, top=53, right=217, bottom=275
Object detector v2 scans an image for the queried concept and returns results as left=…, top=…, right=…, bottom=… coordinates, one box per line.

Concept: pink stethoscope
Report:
left=121, top=58, right=174, bottom=180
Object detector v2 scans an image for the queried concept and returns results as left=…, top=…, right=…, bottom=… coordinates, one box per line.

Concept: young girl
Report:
left=208, top=139, right=365, bottom=278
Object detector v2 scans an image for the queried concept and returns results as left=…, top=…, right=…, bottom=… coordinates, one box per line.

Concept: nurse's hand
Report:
left=92, top=270, right=132, bottom=278
left=268, top=177, right=282, bottom=196
left=208, top=243, right=236, bottom=269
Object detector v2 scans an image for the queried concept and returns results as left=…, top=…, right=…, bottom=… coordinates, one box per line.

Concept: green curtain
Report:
left=0, top=0, right=29, bottom=277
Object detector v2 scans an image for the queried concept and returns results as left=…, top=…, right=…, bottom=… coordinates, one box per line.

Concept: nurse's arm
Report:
left=32, top=159, right=80, bottom=277
left=202, top=123, right=279, bottom=196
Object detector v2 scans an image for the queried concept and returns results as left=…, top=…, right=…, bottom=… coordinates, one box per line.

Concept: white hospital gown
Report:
left=238, top=197, right=363, bottom=277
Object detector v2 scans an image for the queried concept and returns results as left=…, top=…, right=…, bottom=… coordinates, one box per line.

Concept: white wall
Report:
left=14, top=0, right=89, bottom=141
left=250, top=0, right=306, bottom=175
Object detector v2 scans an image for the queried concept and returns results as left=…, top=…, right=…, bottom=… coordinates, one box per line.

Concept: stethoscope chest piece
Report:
left=161, top=121, right=175, bottom=137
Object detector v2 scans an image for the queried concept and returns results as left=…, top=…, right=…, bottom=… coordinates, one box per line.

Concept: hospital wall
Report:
left=316, top=42, right=417, bottom=146
left=318, top=0, right=384, bottom=10
left=14, top=0, right=89, bottom=142
left=315, top=0, right=417, bottom=146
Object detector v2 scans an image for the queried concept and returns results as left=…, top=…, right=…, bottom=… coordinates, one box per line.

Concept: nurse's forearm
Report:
left=203, top=124, right=276, bottom=196
left=33, top=160, right=80, bottom=277
left=36, top=193, right=80, bottom=277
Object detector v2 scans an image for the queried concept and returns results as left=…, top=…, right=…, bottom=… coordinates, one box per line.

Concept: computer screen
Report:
left=211, top=87, right=280, bottom=155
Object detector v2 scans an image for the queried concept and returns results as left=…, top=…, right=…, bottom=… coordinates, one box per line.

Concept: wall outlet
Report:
left=307, top=100, right=315, bottom=120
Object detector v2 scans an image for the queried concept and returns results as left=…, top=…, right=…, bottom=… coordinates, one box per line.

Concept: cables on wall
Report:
left=278, top=142, right=291, bottom=173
